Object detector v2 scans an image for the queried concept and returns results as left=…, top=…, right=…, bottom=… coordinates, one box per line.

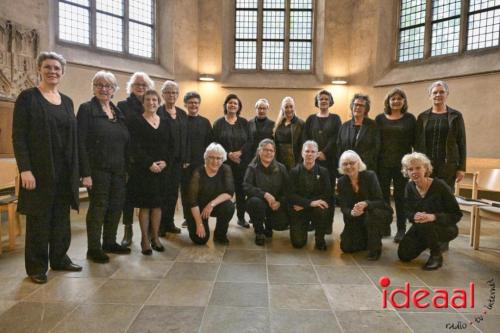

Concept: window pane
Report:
left=290, top=0, right=313, bottom=9
left=96, top=0, right=123, bottom=16
left=96, top=13, right=123, bottom=51
left=235, top=10, right=258, bottom=39
left=129, top=0, right=153, bottom=24
left=235, top=41, right=257, bottom=69
left=400, top=0, right=426, bottom=28
left=59, top=2, right=90, bottom=44
left=290, top=11, right=312, bottom=40
left=263, top=10, right=285, bottom=39
left=236, top=0, right=258, bottom=8
left=262, top=41, right=283, bottom=69
left=64, top=0, right=89, bottom=6
left=263, top=0, right=285, bottom=9
left=470, top=0, right=500, bottom=11
left=289, top=41, right=311, bottom=70
left=467, top=9, right=500, bottom=49
left=432, top=0, right=461, bottom=20
left=431, top=18, right=460, bottom=55
left=129, top=22, right=153, bottom=58
left=398, top=26, right=425, bottom=61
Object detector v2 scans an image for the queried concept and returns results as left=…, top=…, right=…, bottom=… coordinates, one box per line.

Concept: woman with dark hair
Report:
left=398, top=152, right=461, bottom=270
left=77, top=70, right=130, bottom=263
left=117, top=72, right=155, bottom=247
left=213, top=94, right=253, bottom=228
left=274, top=96, right=305, bottom=171
left=375, top=88, right=416, bottom=242
left=13, top=51, right=82, bottom=284
left=337, top=150, right=393, bottom=261
left=126, top=90, right=171, bottom=255
left=337, top=93, right=380, bottom=172
left=244, top=139, right=290, bottom=246
left=415, top=81, right=466, bottom=191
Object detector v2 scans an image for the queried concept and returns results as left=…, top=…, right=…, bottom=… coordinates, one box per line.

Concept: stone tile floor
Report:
left=0, top=202, right=499, bottom=332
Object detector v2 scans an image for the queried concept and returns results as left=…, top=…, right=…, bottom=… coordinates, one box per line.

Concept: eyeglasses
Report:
left=341, top=161, right=357, bottom=167
left=261, top=148, right=275, bottom=153
left=207, top=156, right=223, bottom=161
left=132, top=83, right=148, bottom=88
left=94, top=83, right=114, bottom=90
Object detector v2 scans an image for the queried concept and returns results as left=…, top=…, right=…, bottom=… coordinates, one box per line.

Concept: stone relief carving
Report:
left=0, top=19, right=39, bottom=101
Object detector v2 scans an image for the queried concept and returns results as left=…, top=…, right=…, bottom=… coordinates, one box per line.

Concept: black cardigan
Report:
left=248, top=116, right=275, bottom=155
left=117, top=93, right=143, bottom=127
left=243, top=159, right=288, bottom=203
left=12, top=87, right=80, bottom=215
left=288, top=163, right=332, bottom=208
left=157, top=105, right=191, bottom=164
left=302, top=113, right=342, bottom=161
left=274, top=116, right=305, bottom=167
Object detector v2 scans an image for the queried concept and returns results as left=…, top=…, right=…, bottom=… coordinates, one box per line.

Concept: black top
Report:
left=337, top=117, right=381, bottom=172
left=288, top=163, right=332, bottom=207
left=274, top=116, right=305, bottom=169
left=187, top=115, right=213, bottom=166
left=77, top=97, right=130, bottom=176
left=275, top=123, right=292, bottom=143
left=188, top=164, right=235, bottom=209
left=249, top=116, right=275, bottom=155
left=213, top=116, right=253, bottom=165
left=303, top=113, right=342, bottom=160
left=405, top=178, right=462, bottom=226
left=375, top=112, right=416, bottom=168
left=425, top=113, right=449, bottom=167
left=158, top=106, right=190, bottom=164
left=243, top=159, right=289, bottom=203
left=40, top=98, right=71, bottom=171
left=117, top=94, right=143, bottom=128
left=337, top=170, right=390, bottom=218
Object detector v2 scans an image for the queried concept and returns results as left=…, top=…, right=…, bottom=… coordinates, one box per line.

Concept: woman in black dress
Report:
left=375, top=88, right=416, bottom=242
left=77, top=70, right=130, bottom=263
left=244, top=139, right=289, bottom=246
left=117, top=72, right=155, bottom=247
left=398, top=152, right=462, bottom=270
left=213, top=94, right=253, bottom=228
left=337, top=150, right=393, bottom=261
left=127, top=90, right=171, bottom=255
left=13, top=52, right=82, bottom=284
left=415, top=81, right=466, bottom=191
left=187, top=143, right=235, bottom=245
left=274, top=96, right=305, bottom=171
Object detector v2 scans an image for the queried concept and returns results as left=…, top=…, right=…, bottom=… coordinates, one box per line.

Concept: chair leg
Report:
left=469, top=206, right=476, bottom=247
left=0, top=210, right=3, bottom=255
left=473, top=210, right=481, bottom=250
left=7, top=203, right=16, bottom=250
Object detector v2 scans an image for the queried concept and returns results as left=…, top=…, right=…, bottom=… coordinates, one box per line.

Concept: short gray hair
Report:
left=204, top=143, right=227, bottom=162
left=92, top=70, right=119, bottom=93
left=428, top=80, right=449, bottom=96
left=257, top=138, right=276, bottom=153
left=302, top=140, right=318, bottom=153
left=350, top=93, right=371, bottom=113
left=161, top=80, right=179, bottom=93
left=338, top=150, right=367, bottom=174
left=255, top=98, right=270, bottom=110
left=37, top=51, right=66, bottom=73
left=126, top=72, right=155, bottom=94
left=401, top=152, right=433, bottom=178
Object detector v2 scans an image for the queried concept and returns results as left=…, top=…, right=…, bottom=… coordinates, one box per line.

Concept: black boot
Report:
left=394, top=229, right=405, bottom=243
left=315, top=236, right=327, bottom=251
left=255, top=234, right=265, bottom=246
left=121, top=225, right=133, bottom=247
left=367, top=249, right=382, bottom=261
left=423, top=254, right=443, bottom=270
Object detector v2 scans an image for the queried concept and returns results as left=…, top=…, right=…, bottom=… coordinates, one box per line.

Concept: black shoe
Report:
left=151, top=240, right=165, bottom=252
left=214, top=236, right=230, bottom=245
left=142, top=249, right=153, bottom=255
left=237, top=218, right=250, bottom=229
left=255, top=234, right=265, bottom=246
left=439, top=242, right=449, bottom=252
left=264, top=229, right=273, bottom=238
left=394, top=229, right=405, bottom=243
left=181, top=220, right=188, bottom=228
left=315, top=238, right=327, bottom=251
left=121, top=225, right=133, bottom=247
left=87, top=250, right=110, bottom=264
left=52, top=262, right=83, bottom=272
left=30, top=274, right=47, bottom=284
left=423, top=254, right=443, bottom=270
left=367, top=249, right=382, bottom=261
left=164, top=225, right=181, bottom=234
left=102, top=243, right=131, bottom=254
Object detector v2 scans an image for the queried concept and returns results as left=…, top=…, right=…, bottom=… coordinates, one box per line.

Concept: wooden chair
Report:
left=471, top=169, right=500, bottom=250
left=0, top=174, right=22, bottom=254
left=454, top=171, right=480, bottom=246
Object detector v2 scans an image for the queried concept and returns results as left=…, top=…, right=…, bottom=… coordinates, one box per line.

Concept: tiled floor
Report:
left=0, top=203, right=500, bottom=333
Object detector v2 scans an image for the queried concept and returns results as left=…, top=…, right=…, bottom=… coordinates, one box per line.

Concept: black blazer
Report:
left=117, top=93, right=143, bottom=127
left=337, top=117, right=380, bottom=172
left=249, top=116, right=275, bottom=155
left=158, top=105, right=190, bottom=164
left=337, top=170, right=391, bottom=219
left=243, top=159, right=288, bottom=204
left=288, top=163, right=331, bottom=208
left=12, top=88, right=80, bottom=215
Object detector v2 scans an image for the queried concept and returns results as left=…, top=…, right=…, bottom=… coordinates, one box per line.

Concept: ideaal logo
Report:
left=379, top=276, right=496, bottom=330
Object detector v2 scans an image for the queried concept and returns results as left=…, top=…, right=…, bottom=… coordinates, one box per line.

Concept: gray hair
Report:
left=338, top=150, right=367, bottom=174
left=350, top=93, right=371, bottom=113
left=255, top=98, right=270, bottom=110
left=204, top=143, right=227, bottom=162
left=184, top=91, right=201, bottom=104
left=401, top=152, right=433, bottom=178
left=37, top=51, right=67, bottom=73
left=302, top=140, right=319, bottom=153
left=427, top=80, right=449, bottom=96
left=257, top=138, right=276, bottom=153
left=92, top=70, right=119, bottom=94
left=161, top=80, right=179, bottom=93
left=126, top=72, right=155, bottom=94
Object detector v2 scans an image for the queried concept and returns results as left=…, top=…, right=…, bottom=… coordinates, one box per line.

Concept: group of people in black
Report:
left=13, top=52, right=466, bottom=284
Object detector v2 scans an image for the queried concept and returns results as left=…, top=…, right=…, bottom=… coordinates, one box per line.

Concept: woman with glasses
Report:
left=77, top=71, right=130, bottom=263
left=244, top=139, right=289, bottom=246
left=186, top=143, right=235, bottom=245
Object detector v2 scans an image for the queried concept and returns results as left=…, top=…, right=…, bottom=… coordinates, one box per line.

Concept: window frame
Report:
left=396, top=0, right=500, bottom=64
left=55, top=0, right=157, bottom=62
left=233, top=0, right=316, bottom=73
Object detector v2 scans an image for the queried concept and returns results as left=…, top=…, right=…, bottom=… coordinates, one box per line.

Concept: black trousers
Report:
left=431, top=162, right=457, bottom=192
left=246, top=196, right=289, bottom=234
left=289, top=206, right=330, bottom=248
left=398, top=222, right=458, bottom=261
left=161, top=161, right=182, bottom=231
left=378, top=166, right=408, bottom=230
left=187, top=201, right=235, bottom=245
left=25, top=194, right=72, bottom=276
left=122, top=174, right=134, bottom=226
left=180, top=164, right=200, bottom=219
left=340, top=208, right=392, bottom=253
left=228, top=161, right=247, bottom=220
left=86, top=170, right=126, bottom=250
